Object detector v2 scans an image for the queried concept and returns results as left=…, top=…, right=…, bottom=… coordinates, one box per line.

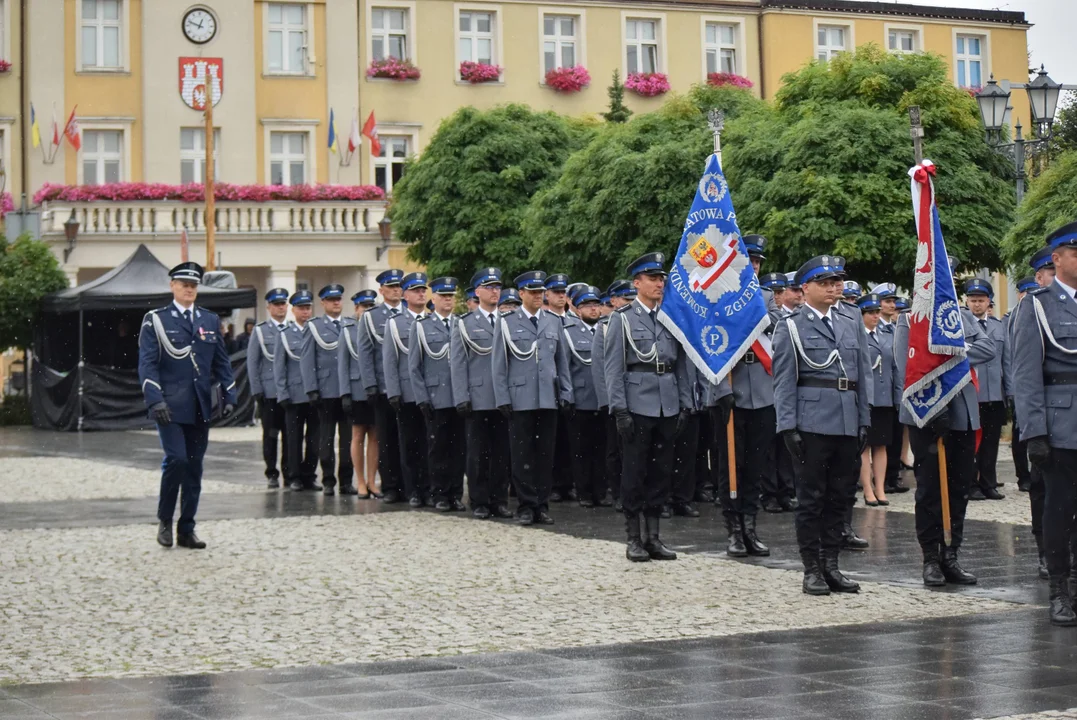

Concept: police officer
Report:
left=744, top=235, right=779, bottom=313
left=1008, top=276, right=1040, bottom=495
left=340, top=290, right=381, bottom=498
left=464, top=287, right=479, bottom=313
left=544, top=273, right=577, bottom=503
left=604, top=253, right=693, bottom=562
left=870, top=282, right=909, bottom=497
left=384, top=272, right=431, bottom=507
left=452, top=268, right=513, bottom=519
left=773, top=256, right=870, bottom=594
left=1012, top=223, right=1077, bottom=624
left=275, top=290, right=321, bottom=492
left=247, top=288, right=290, bottom=489
left=858, top=293, right=900, bottom=507
left=358, top=269, right=406, bottom=503
left=493, top=271, right=574, bottom=525
left=139, top=262, right=236, bottom=549
left=842, top=281, right=861, bottom=308
left=592, top=279, right=636, bottom=511
left=964, top=278, right=1008, bottom=501
left=411, top=276, right=466, bottom=512
left=499, top=288, right=521, bottom=314
left=669, top=362, right=705, bottom=519
left=755, top=273, right=793, bottom=513
left=563, top=285, right=609, bottom=507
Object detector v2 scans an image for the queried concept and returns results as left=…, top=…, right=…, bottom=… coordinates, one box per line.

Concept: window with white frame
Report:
left=705, top=22, right=737, bottom=75
left=180, top=128, right=221, bottom=184
left=266, top=3, right=308, bottom=74
left=269, top=131, right=307, bottom=186
left=458, top=10, right=494, bottom=65
left=956, top=34, right=984, bottom=89
left=888, top=29, right=918, bottom=53
left=374, top=136, right=409, bottom=196
left=82, top=130, right=123, bottom=184
left=625, top=18, right=659, bottom=74
left=816, top=25, right=847, bottom=62
left=81, top=0, right=122, bottom=69
left=371, top=7, right=409, bottom=61
left=543, top=15, right=577, bottom=74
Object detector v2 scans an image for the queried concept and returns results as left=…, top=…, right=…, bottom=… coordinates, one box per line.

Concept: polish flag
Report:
left=348, top=111, right=361, bottom=154
left=362, top=111, right=381, bottom=157
left=63, top=106, right=81, bottom=151
left=751, top=336, right=773, bottom=375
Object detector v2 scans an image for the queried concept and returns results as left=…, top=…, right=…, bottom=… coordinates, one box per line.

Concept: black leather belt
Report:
left=743, top=350, right=757, bottom=364
left=799, top=377, right=858, bottom=391
left=1045, top=372, right=1077, bottom=386
left=627, top=362, right=671, bottom=374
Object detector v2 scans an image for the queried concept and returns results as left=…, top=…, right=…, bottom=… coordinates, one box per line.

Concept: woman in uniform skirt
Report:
left=858, top=293, right=898, bottom=506
left=348, top=291, right=381, bottom=498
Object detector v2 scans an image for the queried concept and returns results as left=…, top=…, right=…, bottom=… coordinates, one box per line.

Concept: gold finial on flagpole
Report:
left=707, top=108, right=725, bottom=168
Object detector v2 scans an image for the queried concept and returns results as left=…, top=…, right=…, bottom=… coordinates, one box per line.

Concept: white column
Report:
left=64, top=267, right=80, bottom=288
left=268, top=265, right=298, bottom=295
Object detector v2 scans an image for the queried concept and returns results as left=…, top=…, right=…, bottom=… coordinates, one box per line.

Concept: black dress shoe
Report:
left=579, top=499, right=594, bottom=508
left=435, top=500, right=452, bottom=512
left=802, top=559, right=831, bottom=596
left=821, top=554, right=859, bottom=593
left=324, top=485, right=336, bottom=496
left=1049, top=577, right=1077, bottom=626
left=409, top=495, right=424, bottom=508
left=382, top=491, right=400, bottom=504
left=1018, top=479, right=1031, bottom=493
left=923, top=556, right=946, bottom=587
left=157, top=521, right=173, bottom=548
left=842, top=525, right=869, bottom=550
left=267, top=476, right=280, bottom=489
left=613, top=500, right=623, bottom=512
left=940, top=548, right=977, bottom=585
left=535, top=511, right=555, bottom=525
left=289, top=481, right=304, bottom=492
left=742, top=515, right=770, bottom=557
left=673, top=502, right=700, bottom=518
left=726, top=517, right=748, bottom=557
left=762, top=497, right=783, bottom=514
left=968, top=488, right=987, bottom=501
left=660, top=505, right=672, bottom=519
left=451, top=499, right=467, bottom=512
left=549, top=491, right=563, bottom=502
left=886, top=481, right=911, bottom=494
left=1039, top=553, right=1049, bottom=580
left=493, top=504, right=514, bottom=519
left=517, top=508, right=535, bottom=526
left=565, top=489, right=579, bottom=502
left=694, top=489, right=715, bottom=504
left=982, top=487, right=1006, bottom=500
left=339, top=484, right=359, bottom=496
left=177, top=532, right=206, bottom=549
left=779, top=496, right=799, bottom=511
left=643, top=516, right=676, bottom=560
left=306, top=481, right=323, bottom=492
left=597, top=495, right=614, bottom=507
left=473, top=506, right=492, bottom=519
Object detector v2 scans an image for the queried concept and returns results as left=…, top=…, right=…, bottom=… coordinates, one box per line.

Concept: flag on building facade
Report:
left=328, top=108, right=339, bottom=154
left=901, top=159, right=972, bottom=427
left=348, top=111, right=360, bottom=154
left=51, top=106, right=61, bottom=148
left=362, top=111, right=381, bottom=157
left=30, top=104, right=41, bottom=148
left=63, top=106, right=81, bottom=151
left=657, top=152, right=770, bottom=384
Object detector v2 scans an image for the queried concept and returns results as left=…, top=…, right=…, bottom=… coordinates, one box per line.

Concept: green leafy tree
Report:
left=0, top=234, right=68, bottom=352
left=1001, top=150, right=1077, bottom=271
left=391, top=104, right=594, bottom=280
left=1048, top=91, right=1077, bottom=157
left=602, top=70, right=632, bottom=124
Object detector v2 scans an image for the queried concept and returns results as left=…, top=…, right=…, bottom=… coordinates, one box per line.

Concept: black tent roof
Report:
left=42, top=244, right=257, bottom=312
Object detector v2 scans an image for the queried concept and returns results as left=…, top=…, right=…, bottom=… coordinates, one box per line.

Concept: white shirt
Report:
left=521, top=307, right=539, bottom=321
left=804, top=303, right=834, bottom=323
left=406, top=308, right=422, bottom=320
left=1057, top=278, right=1077, bottom=302
left=478, top=307, right=497, bottom=324
left=172, top=300, right=194, bottom=317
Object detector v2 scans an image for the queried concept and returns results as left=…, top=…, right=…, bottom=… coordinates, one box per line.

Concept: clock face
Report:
left=183, top=8, right=217, bottom=44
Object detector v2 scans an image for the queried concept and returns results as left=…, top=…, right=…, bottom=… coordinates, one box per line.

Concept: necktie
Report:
left=443, top=318, right=450, bottom=332
left=391, top=307, right=400, bottom=317
left=822, top=316, right=833, bottom=335
left=649, top=309, right=656, bottom=324
left=530, top=316, right=538, bottom=330
left=278, top=323, right=285, bottom=331
left=489, top=313, right=495, bottom=328
left=869, top=330, right=875, bottom=341
left=979, top=319, right=987, bottom=332
left=183, top=309, right=192, bottom=327
left=333, top=319, right=340, bottom=330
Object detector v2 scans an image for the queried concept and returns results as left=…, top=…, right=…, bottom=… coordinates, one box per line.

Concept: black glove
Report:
left=456, top=401, right=472, bottom=417
left=364, top=386, right=379, bottom=400
left=559, top=398, right=574, bottom=417
left=308, top=390, right=321, bottom=403
left=928, top=408, right=951, bottom=440
left=253, top=395, right=263, bottom=418
left=675, top=408, right=691, bottom=437
left=279, top=397, right=292, bottom=408
left=782, top=429, right=805, bottom=463
left=857, top=426, right=869, bottom=455
left=715, top=394, right=734, bottom=427
left=614, top=409, right=634, bottom=439
left=149, top=401, right=171, bottom=426
left=341, top=395, right=352, bottom=413
left=419, top=402, right=433, bottom=422
left=389, top=396, right=401, bottom=413
left=222, top=403, right=235, bottom=418
left=1028, top=437, right=1052, bottom=468
left=598, top=405, right=608, bottom=415
left=498, top=404, right=512, bottom=419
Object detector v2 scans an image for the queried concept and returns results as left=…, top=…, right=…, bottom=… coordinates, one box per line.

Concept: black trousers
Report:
left=283, top=401, right=319, bottom=486
left=1042, top=449, right=1077, bottom=577
left=794, top=432, right=859, bottom=557
left=552, top=410, right=574, bottom=495
left=509, top=409, right=558, bottom=513
left=885, top=419, right=904, bottom=488
left=156, top=416, right=209, bottom=535
left=976, top=401, right=1007, bottom=491
left=718, top=406, right=773, bottom=519
left=427, top=407, right=465, bottom=503
left=260, top=397, right=286, bottom=480
left=1031, top=465, right=1045, bottom=540
left=1012, top=412, right=1031, bottom=485
left=670, top=413, right=700, bottom=504
left=570, top=409, right=607, bottom=502
left=621, top=414, right=678, bottom=516
left=695, top=412, right=714, bottom=497
left=769, top=434, right=797, bottom=503
left=372, top=393, right=404, bottom=496
left=910, top=426, right=975, bottom=551
left=317, top=397, right=353, bottom=488
left=466, top=410, right=511, bottom=508
left=605, top=415, right=622, bottom=500
left=396, top=402, right=430, bottom=501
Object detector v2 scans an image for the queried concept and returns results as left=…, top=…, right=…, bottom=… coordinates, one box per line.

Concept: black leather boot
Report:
left=643, top=515, right=677, bottom=560
left=940, top=547, right=977, bottom=585
left=801, top=553, right=830, bottom=596
left=842, top=523, right=869, bottom=550
left=625, top=514, right=650, bottom=562
left=157, top=521, right=173, bottom=548
left=821, top=551, right=859, bottom=593
left=1035, top=533, right=1049, bottom=580
left=741, top=515, right=770, bottom=557
left=726, top=516, right=747, bottom=557
left=1050, top=576, right=1077, bottom=626
left=922, top=548, right=946, bottom=586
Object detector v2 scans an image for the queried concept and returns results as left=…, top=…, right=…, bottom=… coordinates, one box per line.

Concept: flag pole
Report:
left=727, top=410, right=737, bottom=499
left=938, top=438, right=952, bottom=546
left=204, top=93, right=216, bottom=271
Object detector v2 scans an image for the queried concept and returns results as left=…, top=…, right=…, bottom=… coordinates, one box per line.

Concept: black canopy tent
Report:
left=32, top=244, right=258, bottom=431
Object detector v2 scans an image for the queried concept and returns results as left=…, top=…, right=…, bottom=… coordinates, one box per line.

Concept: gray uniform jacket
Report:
left=731, top=309, right=781, bottom=410
left=492, top=307, right=573, bottom=411
left=383, top=311, right=420, bottom=404
left=1012, top=282, right=1077, bottom=450
left=450, top=308, right=499, bottom=411
left=358, top=303, right=401, bottom=395
left=967, top=312, right=1008, bottom=403
left=247, top=320, right=283, bottom=398
left=591, top=316, right=611, bottom=410
left=563, top=318, right=600, bottom=412
left=273, top=321, right=309, bottom=404
left=301, top=316, right=343, bottom=399
left=603, top=300, right=693, bottom=418
left=865, top=326, right=900, bottom=408
left=338, top=317, right=366, bottom=402
left=409, top=313, right=456, bottom=409
left=772, top=305, right=872, bottom=437
left=893, top=310, right=994, bottom=431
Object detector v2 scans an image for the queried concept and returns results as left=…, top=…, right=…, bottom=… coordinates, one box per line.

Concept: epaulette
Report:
left=1030, top=286, right=1049, bottom=296
left=615, top=305, right=632, bottom=313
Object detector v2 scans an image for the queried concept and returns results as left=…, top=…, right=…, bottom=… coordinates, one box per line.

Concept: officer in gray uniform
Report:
left=1009, top=275, right=1040, bottom=496
left=563, top=285, right=609, bottom=507
left=604, top=253, right=693, bottom=562
left=964, top=278, right=1008, bottom=501
left=757, top=272, right=796, bottom=513
left=592, top=280, right=636, bottom=510
left=1013, top=223, right=1077, bottom=625
left=669, top=363, right=706, bottom=519
left=544, top=272, right=578, bottom=503
left=872, top=282, right=910, bottom=497
left=773, top=256, right=871, bottom=595
left=384, top=272, right=431, bottom=507
left=248, top=287, right=290, bottom=488
left=493, top=271, right=574, bottom=526
left=274, top=290, right=321, bottom=492
left=358, top=269, right=406, bottom=502
left=411, top=276, right=466, bottom=512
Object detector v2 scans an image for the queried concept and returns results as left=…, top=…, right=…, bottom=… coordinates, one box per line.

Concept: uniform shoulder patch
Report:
left=1030, top=286, right=1049, bottom=296
left=615, top=305, right=632, bottom=313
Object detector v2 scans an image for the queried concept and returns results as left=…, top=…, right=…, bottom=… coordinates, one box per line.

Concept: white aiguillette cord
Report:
left=459, top=320, right=492, bottom=356
left=1033, top=295, right=1077, bottom=356
left=309, top=319, right=339, bottom=351
left=619, top=311, right=658, bottom=365
left=785, top=317, right=849, bottom=378
left=563, top=327, right=591, bottom=366
left=255, top=324, right=274, bottom=362
left=149, top=311, right=199, bottom=375
left=502, top=317, right=538, bottom=361
left=416, top=319, right=450, bottom=361
left=342, top=322, right=361, bottom=360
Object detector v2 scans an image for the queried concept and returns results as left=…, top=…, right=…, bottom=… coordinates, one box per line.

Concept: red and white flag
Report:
left=362, top=111, right=381, bottom=157
left=51, top=105, right=61, bottom=147
left=750, top=336, right=773, bottom=375
left=348, top=111, right=361, bottom=154
left=63, top=106, right=81, bottom=151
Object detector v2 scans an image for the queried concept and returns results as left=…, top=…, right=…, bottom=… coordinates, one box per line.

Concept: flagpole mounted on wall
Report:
left=707, top=109, right=725, bottom=168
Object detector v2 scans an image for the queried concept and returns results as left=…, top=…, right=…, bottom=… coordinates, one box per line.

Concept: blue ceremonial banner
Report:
left=658, top=152, right=770, bottom=384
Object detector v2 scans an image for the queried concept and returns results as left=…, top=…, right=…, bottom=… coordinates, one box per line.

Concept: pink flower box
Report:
left=32, top=182, right=385, bottom=206
left=545, top=66, right=591, bottom=93
left=459, top=61, right=503, bottom=84
left=366, top=57, right=421, bottom=81
left=0, top=60, right=11, bottom=73
left=625, top=72, right=670, bottom=97
left=706, top=72, right=753, bottom=89
left=1, top=192, right=14, bottom=217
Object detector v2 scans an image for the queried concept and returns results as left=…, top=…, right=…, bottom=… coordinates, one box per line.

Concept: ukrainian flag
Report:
left=328, top=108, right=339, bottom=154
left=30, top=103, right=41, bottom=148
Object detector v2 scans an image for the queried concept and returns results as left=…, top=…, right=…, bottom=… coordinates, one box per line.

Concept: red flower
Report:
left=706, top=72, right=753, bottom=89
left=0, top=60, right=11, bottom=73
left=459, top=61, right=502, bottom=84
left=545, top=66, right=591, bottom=93
left=625, top=72, right=670, bottom=97
left=32, top=183, right=385, bottom=205
left=366, top=57, right=421, bottom=81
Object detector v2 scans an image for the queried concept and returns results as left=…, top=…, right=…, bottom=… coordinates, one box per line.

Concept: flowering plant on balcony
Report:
left=706, top=72, right=753, bottom=89
left=1, top=192, right=14, bottom=217
left=544, top=66, right=591, bottom=93
left=963, top=86, right=982, bottom=99
left=0, top=60, right=12, bottom=73
left=625, top=72, right=670, bottom=97
left=366, top=57, right=421, bottom=81
left=459, top=61, right=502, bottom=84
left=33, top=182, right=385, bottom=206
